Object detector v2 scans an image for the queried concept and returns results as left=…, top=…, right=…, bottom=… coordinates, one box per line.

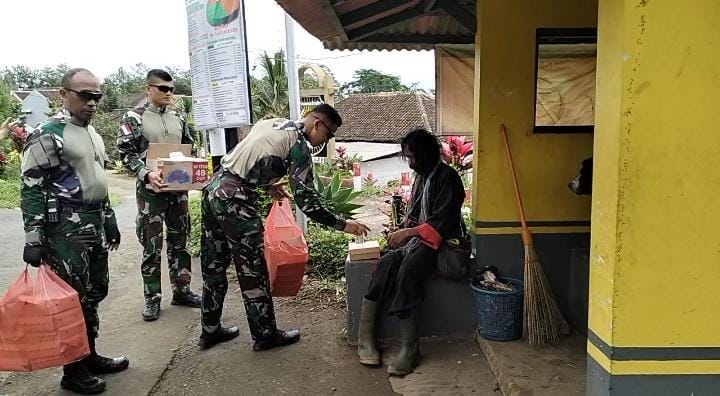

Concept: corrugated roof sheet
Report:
left=275, top=0, right=475, bottom=51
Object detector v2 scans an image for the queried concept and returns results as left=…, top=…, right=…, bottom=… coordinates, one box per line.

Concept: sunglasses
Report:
left=313, top=115, right=335, bottom=139
left=67, top=89, right=103, bottom=103
left=150, top=85, right=175, bottom=94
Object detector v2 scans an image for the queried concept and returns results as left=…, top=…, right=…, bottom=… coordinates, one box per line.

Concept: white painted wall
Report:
left=22, top=90, right=52, bottom=128
left=360, top=156, right=412, bottom=186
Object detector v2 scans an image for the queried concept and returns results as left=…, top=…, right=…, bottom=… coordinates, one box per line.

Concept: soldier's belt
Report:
left=59, top=201, right=107, bottom=212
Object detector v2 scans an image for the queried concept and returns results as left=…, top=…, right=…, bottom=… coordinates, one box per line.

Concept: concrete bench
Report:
left=345, top=257, right=477, bottom=344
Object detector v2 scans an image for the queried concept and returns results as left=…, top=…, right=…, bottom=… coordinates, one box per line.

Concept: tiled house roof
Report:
left=12, top=89, right=62, bottom=103
left=334, top=91, right=436, bottom=143
left=12, top=90, right=32, bottom=100
left=36, top=89, right=62, bottom=103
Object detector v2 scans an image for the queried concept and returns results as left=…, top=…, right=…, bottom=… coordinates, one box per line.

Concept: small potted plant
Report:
left=318, top=145, right=362, bottom=188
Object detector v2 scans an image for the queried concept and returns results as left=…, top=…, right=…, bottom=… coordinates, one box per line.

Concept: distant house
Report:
left=12, top=89, right=62, bottom=128
left=333, top=91, right=436, bottom=185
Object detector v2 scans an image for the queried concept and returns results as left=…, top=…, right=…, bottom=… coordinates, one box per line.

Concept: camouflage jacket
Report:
left=116, top=103, right=194, bottom=183
left=21, top=109, right=116, bottom=246
left=221, top=118, right=346, bottom=231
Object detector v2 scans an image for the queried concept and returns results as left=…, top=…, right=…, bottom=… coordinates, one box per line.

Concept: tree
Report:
left=251, top=50, right=289, bottom=120
left=92, top=111, right=121, bottom=164
left=339, top=69, right=415, bottom=97
left=37, top=64, right=69, bottom=87
left=0, top=82, right=20, bottom=121
left=3, top=65, right=38, bottom=89
left=99, top=80, right=123, bottom=113
left=1, top=64, right=69, bottom=89
left=103, top=65, right=146, bottom=97
left=166, top=66, right=193, bottom=96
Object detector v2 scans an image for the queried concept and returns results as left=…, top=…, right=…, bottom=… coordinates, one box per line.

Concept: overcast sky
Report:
left=0, top=0, right=435, bottom=90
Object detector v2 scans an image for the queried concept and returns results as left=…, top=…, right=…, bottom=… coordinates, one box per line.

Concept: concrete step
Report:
left=475, top=332, right=586, bottom=396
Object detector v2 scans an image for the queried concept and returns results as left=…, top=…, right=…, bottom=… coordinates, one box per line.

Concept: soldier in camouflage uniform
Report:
left=21, top=68, right=128, bottom=395
left=199, top=103, right=369, bottom=351
left=117, top=69, right=200, bottom=322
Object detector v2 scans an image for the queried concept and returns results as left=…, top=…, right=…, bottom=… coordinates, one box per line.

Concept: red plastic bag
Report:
left=264, top=199, right=309, bottom=297
left=0, top=265, right=90, bottom=372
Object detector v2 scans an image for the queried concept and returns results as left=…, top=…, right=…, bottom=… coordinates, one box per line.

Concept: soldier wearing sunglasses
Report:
left=117, top=69, right=200, bottom=322
left=20, top=68, right=128, bottom=394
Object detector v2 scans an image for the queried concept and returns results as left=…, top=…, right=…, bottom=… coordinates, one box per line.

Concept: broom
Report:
left=500, top=124, right=568, bottom=346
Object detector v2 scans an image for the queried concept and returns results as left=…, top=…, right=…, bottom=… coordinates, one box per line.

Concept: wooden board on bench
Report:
left=348, top=241, right=381, bottom=261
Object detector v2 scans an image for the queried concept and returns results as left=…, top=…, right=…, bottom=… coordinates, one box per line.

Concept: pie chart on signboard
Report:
left=206, top=0, right=240, bottom=26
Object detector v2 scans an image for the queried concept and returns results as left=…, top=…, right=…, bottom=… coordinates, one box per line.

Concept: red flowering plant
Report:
left=10, top=125, right=27, bottom=152
left=332, top=145, right=362, bottom=176
left=0, top=151, right=7, bottom=171
left=441, top=136, right=473, bottom=173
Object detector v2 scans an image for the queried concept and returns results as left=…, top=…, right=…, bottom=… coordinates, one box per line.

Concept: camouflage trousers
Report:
left=200, top=171, right=277, bottom=341
left=136, top=182, right=191, bottom=299
left=45, top=207, right=110, bottom=339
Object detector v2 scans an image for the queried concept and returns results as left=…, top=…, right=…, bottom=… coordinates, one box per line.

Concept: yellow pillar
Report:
left=587, top=1, right=720, bottom=394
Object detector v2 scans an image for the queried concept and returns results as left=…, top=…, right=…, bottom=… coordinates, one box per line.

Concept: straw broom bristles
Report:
left=521, top=230, right=568, bottom=346
left=500, top=123, right=568, bottom=347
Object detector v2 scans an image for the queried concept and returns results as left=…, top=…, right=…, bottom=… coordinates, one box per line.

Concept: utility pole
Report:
left=285, top=12, right=307, bottom=234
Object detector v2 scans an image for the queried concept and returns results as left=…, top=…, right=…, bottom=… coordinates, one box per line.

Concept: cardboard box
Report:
left=348, top=240, right=381, bottom=261
left=146, top=143, right=209, bottom=191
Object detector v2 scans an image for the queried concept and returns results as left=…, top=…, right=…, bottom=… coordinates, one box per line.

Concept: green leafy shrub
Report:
left=314, top=171, right=363, bottom=219
left=92, top=112, right=121, bottom=164
left=188, top=196, right=202, bottom=257
left=254, top=187, right=276, bottom=219
left=307, top=223, right=351, bottom=280
left=0, top=151, right=21, bottom=208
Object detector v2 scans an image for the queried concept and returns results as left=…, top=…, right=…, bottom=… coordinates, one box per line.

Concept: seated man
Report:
left=357, top=128, right=466, bottom=376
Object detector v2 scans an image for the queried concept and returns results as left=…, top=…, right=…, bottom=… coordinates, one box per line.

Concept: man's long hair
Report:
left=400, top=128, right=441, bottom=175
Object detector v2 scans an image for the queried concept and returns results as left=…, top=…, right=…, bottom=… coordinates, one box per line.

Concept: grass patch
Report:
left=0, top=159, right=21, bottom=209
left=307, top=223, right=352, bottom=280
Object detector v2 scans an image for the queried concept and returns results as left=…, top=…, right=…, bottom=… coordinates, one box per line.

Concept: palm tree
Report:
left=251, top=50, right=289, bottom=120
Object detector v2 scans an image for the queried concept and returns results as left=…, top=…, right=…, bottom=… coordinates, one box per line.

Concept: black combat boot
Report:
left=388, top=310, right=422, bottom=376
left=83, top=336, right=129, bottom=375
left=60, top=361, right=106, bottom=395
left=142, top=296, right=161, bottom=321
left=357, top=298, right=381, bottom=366
left=198, top=325, right=240, bottom=349
left=252, top=329, right=301, bottom=351
left=171, top=289, right=202, bottom=308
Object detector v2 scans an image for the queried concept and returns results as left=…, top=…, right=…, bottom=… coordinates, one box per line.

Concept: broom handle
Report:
left=500, top=124, right=533, bottom=245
